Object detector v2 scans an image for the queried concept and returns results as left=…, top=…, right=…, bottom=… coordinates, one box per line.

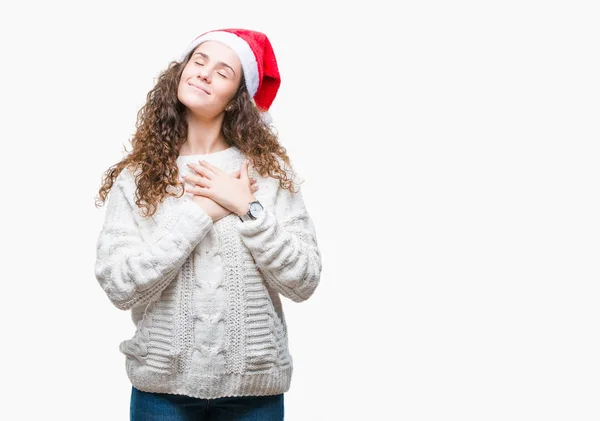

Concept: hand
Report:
left=190, top=195, right=232, bottom=222
left=183, top=161, right=258, bottom=219
left=187, top=181, right=258, bottom=223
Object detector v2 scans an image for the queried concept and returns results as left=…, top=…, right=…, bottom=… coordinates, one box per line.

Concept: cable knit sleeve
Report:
left=94, top=168, right=214, bottom=311
left=236, top=173, right=322, bottom=303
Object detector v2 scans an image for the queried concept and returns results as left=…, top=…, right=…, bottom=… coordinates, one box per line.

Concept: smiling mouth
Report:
left=189, top=83, right=210, bottom=95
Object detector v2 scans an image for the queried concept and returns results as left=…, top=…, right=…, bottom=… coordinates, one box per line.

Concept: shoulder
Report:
left=270, top=160, right=309, bottom=218
left=114, top=165, right=140, bottom=188
left=111, top=165, right=147, bottom=204
left=107, top=165, right=143, bottom=214
left=243, top=153, right=304, bottom=188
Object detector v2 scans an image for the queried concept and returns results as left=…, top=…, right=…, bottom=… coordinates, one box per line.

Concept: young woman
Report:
left=94, top=28, right=322, bottom=421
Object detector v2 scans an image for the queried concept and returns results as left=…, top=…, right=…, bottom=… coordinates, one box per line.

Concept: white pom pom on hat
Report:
left=179, top=28, right=280, bottom=125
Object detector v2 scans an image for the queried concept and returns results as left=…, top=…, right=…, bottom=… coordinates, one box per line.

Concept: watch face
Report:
left=249, top=201, right=263, bottom=215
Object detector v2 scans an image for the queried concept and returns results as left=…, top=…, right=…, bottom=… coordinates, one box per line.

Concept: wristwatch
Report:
left=238, top=200, right=264, bottom=222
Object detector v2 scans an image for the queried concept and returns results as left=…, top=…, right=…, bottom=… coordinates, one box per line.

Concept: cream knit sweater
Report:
left=94, top=145, right=322, bottom=399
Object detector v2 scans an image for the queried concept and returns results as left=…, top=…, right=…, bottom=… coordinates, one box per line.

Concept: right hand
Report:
left=187, top=171, right=258, bottom=222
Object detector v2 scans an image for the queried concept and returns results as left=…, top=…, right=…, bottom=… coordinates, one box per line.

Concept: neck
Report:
left=179, top=111, right=230, bottom=155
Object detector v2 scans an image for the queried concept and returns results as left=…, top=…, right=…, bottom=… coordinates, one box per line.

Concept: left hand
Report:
left=184, top=159, right=257, bottom=216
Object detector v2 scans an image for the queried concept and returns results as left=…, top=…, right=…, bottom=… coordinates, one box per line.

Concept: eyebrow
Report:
left=192, top=52, right=236, bottom=75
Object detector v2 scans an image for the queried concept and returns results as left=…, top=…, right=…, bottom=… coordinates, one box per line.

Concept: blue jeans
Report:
left=130, top=386, right=285, bottom=421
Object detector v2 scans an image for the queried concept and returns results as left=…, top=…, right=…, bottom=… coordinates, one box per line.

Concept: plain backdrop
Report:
left=1, top=0, right=599, bottom=420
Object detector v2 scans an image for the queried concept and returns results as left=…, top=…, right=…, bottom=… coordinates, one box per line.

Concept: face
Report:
left=177, top=41, right=243, bottom=119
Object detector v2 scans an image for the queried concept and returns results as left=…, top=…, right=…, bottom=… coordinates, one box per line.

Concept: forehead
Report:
left=192, top=41, right=241, bottom=70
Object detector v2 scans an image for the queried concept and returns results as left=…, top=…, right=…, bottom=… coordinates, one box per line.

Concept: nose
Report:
left=197, top=66, right=211, bottom=83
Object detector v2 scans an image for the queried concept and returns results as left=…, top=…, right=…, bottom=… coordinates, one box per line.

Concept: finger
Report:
left=188, top=162, right=214, bottom=179
left=182, top=173, right=204, bottom=185
left=239, top=159, right=249, bottom=181
left=185, top=184, right=211, bottom=196
left=251, top=184, right=259, bottom=193
left=198, top=160, right=222, bottom=175
left=187, top=162, right=212, bottom=177
left=183, top=174, right=211, bottom=187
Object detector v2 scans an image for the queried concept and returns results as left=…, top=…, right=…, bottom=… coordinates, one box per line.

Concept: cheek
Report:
left=179, top=68, right=194, bottom=87
left=176, top=80, right=187, bottom=101
left=214, top=82, right=238, bottom=103
left=177, top=76, right=188, bottom=94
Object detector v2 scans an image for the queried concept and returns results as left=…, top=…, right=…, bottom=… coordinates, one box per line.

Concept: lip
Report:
left=189, top=82, right=210, bottom=95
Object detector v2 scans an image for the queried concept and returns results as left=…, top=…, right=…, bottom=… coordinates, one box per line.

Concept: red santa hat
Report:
left=179, top=28, right=280, bottom=125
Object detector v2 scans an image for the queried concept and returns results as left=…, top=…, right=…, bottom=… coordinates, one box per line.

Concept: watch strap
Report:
left=238, top=212, right=255, bottom=222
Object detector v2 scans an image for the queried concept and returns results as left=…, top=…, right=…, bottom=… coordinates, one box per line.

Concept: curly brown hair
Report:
left=95, top=50, right=298, bottom=218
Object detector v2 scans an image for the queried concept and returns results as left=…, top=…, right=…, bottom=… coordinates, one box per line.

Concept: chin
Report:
left=187, top=105, right=220, bottom=120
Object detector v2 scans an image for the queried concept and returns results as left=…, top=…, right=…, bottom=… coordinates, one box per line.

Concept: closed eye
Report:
left=195, top=62, right=227, bottom=78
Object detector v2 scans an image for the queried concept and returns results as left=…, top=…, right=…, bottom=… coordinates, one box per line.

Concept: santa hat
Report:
left=179, top=28, right=280, bottom=125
